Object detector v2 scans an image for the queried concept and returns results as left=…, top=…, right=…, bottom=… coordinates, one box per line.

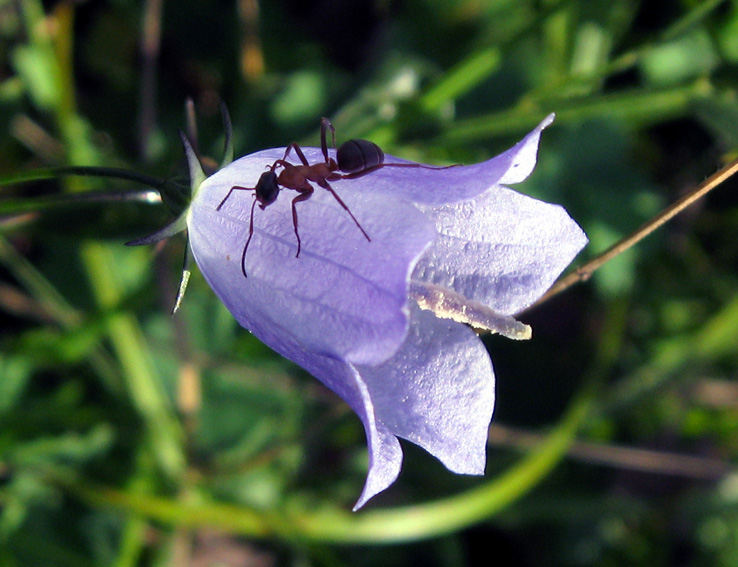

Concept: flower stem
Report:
left=0, top=165, right=168, bottom=190
left=0, top=189, right=161, bottom=216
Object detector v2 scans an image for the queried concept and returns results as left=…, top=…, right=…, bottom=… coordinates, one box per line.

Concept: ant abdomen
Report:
left=336, top=139, right=385, bottom=174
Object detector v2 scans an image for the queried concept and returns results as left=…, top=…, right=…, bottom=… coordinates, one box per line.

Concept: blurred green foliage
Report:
left=1, top=0, right=738, bottom=565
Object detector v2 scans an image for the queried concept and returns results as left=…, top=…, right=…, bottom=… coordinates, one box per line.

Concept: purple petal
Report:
left=413, top=186, right=588, bottom=315
left=196, top=316, right=403, bottom=511
left=267, top=349, right=403, bottom=511
left=211, top=114, right=553, bottom=212
left=357, top=305, right=494, bottom=476
left=188, top=162, right=436, bottom=365
left=287, top=305, right=494, bottom=509
left=317, top=113, right=556, bottom=206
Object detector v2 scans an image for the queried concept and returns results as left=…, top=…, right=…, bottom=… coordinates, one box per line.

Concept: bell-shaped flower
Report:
left=181, top=114, right=587, bottom=509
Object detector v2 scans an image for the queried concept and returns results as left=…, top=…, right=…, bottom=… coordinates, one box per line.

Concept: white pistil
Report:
left=409, top=281, right=532, bottom=340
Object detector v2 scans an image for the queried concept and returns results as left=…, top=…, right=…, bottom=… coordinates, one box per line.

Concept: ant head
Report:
left=255, top=170, right=280, bottom=206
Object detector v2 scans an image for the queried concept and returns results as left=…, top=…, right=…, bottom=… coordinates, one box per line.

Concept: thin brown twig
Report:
left=238, top=0, right=264, bottom=82
left=534, top=155, right=738, bottom=306
left=489, top=423, right=733, bottom=480
left=138, top=0, right=164, bottom=161
left=185, top=98, right=198, bottom=155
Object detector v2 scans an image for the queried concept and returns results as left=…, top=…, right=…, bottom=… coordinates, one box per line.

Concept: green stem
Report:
left=526, top=0, right=725, bottom=103
left=420, top=47, right=501, bottom=113
left=0, top=165, right=168, bottom=190
left=79, top=243, right=185, bottom=479
left=0, top=235, right=122, bottom=395
left=66, top=379, right=596, bottom=544
left=439, top=81, right=711, bottom=144
left=23, top=0, right=185, bottom=480
left=0, top=190, right=161, bottom=216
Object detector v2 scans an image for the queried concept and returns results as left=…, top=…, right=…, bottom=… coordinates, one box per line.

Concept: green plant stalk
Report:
left=418, top=0, right=570, bottom=117
left=541, top=0, right=572, bottom=84
left=295, top=386, right=595, bottom=543
left=661, top=0, right=727, bottom=42
left=420, top=47, right=501, bottom=113
left=0, top=235, right=124, bottom=395
left=0, top=236, right=80, bottom=327
left=79, top=244, right=185, bottom=479
left=27, top=0, right=185, bottom=479
left=0, top=190, right=161, bottom=216
left=35, top=4, right=185, bottom=561
left=605, top=291, right=738, bottom=413
left=439, top=81, right=710, bottom=144
left=112, top=448, right=160, bottom=567
left=0, top=165, right=168, bottom=190
left=66, top=380, right=594, bottom=543
left=526, top=0, right=726, bottom=105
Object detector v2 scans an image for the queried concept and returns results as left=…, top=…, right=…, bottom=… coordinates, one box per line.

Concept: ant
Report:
left=217, top=117, right=458, bottom=277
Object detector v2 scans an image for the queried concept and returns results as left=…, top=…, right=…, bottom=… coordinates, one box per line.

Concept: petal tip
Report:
left=541, top=112, right=556, bottom=129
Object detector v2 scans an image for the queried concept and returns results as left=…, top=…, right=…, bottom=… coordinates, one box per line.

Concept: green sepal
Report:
left=219, top=102, right=235, bottom=169
left=179, top=130, right=207, bottom=194
left=128, top=110, right=229, bottom=312
left=172, top=234, right=192, bottom=314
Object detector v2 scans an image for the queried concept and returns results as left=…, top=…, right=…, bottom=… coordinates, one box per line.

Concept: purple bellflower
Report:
left=181, top=114, right=587, bottom=509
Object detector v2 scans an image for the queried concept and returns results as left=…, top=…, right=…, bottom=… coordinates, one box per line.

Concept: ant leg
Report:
left=284, top=142, right=311, bottom=167
left=281, top=143, right=297, bottom=162
left=337, top=162, right=461, bottom=181
left=290, top=186, right=314, bottom=258
left=272, top=159, right=296, bottom=169
left=317, top=178, right=371, bottom=242
left=336, top=163, right=384, bottom=180
left=383, top=163, right=462, bottom=171
left=240, top=197, right=259, bottom=278
left=320, top=118, right=336, bottom=161
left=217, top=185, right=256, bottom=211
left=281, top=143, right=312, bottom=167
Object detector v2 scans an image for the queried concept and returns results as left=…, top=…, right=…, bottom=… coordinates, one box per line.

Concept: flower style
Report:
left=184, top=114, right=587, bottom=509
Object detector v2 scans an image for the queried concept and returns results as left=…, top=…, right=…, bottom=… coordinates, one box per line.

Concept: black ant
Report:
left=217, top=118, right=458, bottom=277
